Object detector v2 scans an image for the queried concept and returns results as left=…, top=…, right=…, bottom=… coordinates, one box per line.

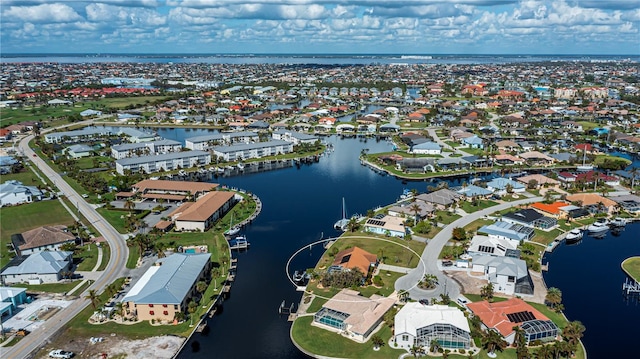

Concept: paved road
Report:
left=395, top=197, right=543, bottom=301
left=1, top=129, right=129, bottom=359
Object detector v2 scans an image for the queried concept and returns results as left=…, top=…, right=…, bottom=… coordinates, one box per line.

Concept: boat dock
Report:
left=229, top=238, right=250, bottom=250
left=195, top=322, right=207, bottom=333
left=278, top=300, right=297, bottom=321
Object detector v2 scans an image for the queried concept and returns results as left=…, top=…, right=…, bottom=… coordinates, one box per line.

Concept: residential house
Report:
left=470, top=255, right=534, bottom=296
left=478, top=221, right=535, bottom=244
left=463, top=135, right=484, bottom=149
left=515, top=174, right=559, bottom=188
left=410, top=141, right=441, bottom=155
left=387, top=202, right=435, bottom=221
left=122, top=253, right=212, bottom=322
left=486, top=177, right=526, bottom=194
left=364, top=215, right=407, bottom=238
left=394, top=303, right=471, bottom=350
left=529, top=202, right=571, bottom=219
left=415, top=189, right=461, bottom=210
left=467, top=298, right=559, bottom=345
left=331, top=247, right=378, bottom=277
left=0, top=287, right=28, bottom=318
left=456, top=185, right=493, bottom=199
left=565, top=193, right=617, bottom=215
left=64, top=144, right=93, bottom=158
left=518, top=151, right=555, bottom=166
left=1, top=251, right=73, bottom=285
left=312, top=289, right=395, bottom=343
left=467, top=235, right=520, bottom=258
left=502, top=209, right=557, bottom=229
left=11, top=225, right=76, bottom=256
left=0, top=180, right=44, bottom=207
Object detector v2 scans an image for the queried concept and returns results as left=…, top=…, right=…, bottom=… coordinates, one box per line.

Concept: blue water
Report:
left=148, top=131, right=638, bottom=359
left=3, top=53, right=638, bottom=65
left=543, top=225, right=640, bottom=359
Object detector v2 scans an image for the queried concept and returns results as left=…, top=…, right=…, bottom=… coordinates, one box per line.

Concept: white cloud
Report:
left=3, top=3, right=83, bottom=23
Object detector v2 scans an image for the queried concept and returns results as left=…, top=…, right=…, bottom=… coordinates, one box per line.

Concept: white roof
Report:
left=395, top=303, right=470, bottom=336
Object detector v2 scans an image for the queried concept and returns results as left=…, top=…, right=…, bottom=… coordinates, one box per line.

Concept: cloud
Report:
left=3, top=3, right=83, bottom=23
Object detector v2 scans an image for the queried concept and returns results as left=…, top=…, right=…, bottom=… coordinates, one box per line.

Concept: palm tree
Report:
left=534, top=344, right=553, bottom=359
left=85, top=289, right=100, bottom=309
left=561, top=320, right=586, bottom=356
left=410, top=345, right=425, bottom=358
left=347, top=217, right=359, bottom=232
left=545, top=287, right=562, bottom=310
left=409, top=202, right=422, bottom=224
left=371, top=334, right=385, bottom=350
left=187, top=301, right=198, bottom=326
left=124, top=198, right=135, bottom=214
left=211, top=267, right=221, bottom=290
left=481, top=329, right=507, bottom=356
left=430, top=338, right=440, bottom=353
left=512, top=325, right=529, bottom=359
left=480, top=282, right=494, bottom=302
left=154, top=241, right=167, bottom=258
left=196, top=280, right=208, bottom=297
left=114, top=302, right=124, bottom=319
left=629, top=166, right=638, bottom=193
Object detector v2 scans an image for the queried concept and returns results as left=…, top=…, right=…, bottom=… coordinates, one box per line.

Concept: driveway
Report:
left=395, top=196, right=543, bottom=301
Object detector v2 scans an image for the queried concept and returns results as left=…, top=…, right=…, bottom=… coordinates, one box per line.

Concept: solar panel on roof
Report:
left=367, top=219, right=386, bottom=226
left=506, top=311, right=536, bottom=323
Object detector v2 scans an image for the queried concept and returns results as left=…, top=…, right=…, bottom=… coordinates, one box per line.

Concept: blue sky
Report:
left=1, top=0, right=639, bottom=54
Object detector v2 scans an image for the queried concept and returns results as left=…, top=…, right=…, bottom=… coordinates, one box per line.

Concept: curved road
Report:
left=396, top=197, right=543, bottom=301
left=1, top=128, right=128, bottom=359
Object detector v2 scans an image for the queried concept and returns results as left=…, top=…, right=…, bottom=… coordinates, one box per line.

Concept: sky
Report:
left=1, top=0, right=639, bottom=55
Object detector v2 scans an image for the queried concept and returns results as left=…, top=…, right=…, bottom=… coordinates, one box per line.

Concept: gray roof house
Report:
left=0, top=180, right=44, bottom=207
left=1, top=251, right=73, bottom=285
left=478, top=221, right=535, bottom=244
left=122, top=253, right=212, bottom=322
left=471, top=255, right=534, bottom=296
left=415, top=188, right=461, bottom=208
left=65, top=144, right=93, bottom=158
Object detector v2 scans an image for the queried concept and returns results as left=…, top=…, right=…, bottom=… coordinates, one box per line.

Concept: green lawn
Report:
left=97, top=244, right=110, bottom=271
left=532, top=228, right=563, bottom=246
left=0, top=169, right=44, bottom=187
left=17, top=280, right=83, bottom=294
left=74, top=244, right=100, bottom=271
left=291, top=316, right=403, bottom=359
left=460, top=200, right=498, bottom=213
left=0, top=200, right=76, bottom=268
left=464, top=219, right=494, bottom=235
left=622, top=256, right=640, bottom=283
left=435, top=210, right=462, bottom=225
left=459, top=147, right=486, bottom=156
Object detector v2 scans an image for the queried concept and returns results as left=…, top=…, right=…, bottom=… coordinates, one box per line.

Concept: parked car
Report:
left=49, top=350, right=74, bottom=358
left=442, top=260, right=453, bottom=267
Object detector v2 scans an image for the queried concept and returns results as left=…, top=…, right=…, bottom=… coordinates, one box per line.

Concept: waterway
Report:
left=543, top=224, right=640, bottom=359
left=160, top=133, right=640, bottom=359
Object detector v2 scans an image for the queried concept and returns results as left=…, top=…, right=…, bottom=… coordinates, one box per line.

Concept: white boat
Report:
left=333, top=197, right=349, bottom=231
left=565, top=228, right=583, bottom=241
left=587, top=221, right=609, bottom=233
left=224, top=213, right=241, bottom=236
left=237, top=162, right=245, bottom=171
left=576, top=147, right=594, bottom=171
left=610, top=217, right=627, bottom=227
left=198, top=168, right=207, bottom=174
left=149, top=176, right=159, bottom=180
left=216, top=167, right=225, bottom=174
left=178, top=169, right=187, bottom=176
left=225, top=165, right=235, bottom=170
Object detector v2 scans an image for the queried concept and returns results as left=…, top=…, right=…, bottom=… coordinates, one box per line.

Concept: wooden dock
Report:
left=196, top=322, right=207, bottom=333
left=208, top=306, right=217, bottom=318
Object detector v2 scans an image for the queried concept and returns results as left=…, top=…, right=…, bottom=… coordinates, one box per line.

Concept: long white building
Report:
left=212, top=140, right=293, bottom=161
left=115, top=150, right=210, bottom=175
left=185, top=131, right=259, bottom=150
left=111, top=139, right=182, bottom=159
left=271, top=130, right=319, bottom=145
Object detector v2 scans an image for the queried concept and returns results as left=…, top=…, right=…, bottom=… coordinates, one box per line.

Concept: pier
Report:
left=278, top=300, right=297, bottom=321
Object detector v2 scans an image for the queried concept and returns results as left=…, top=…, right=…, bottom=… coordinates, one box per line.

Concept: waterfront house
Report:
left=529, top=201, right=571, bottom=219
left=467, top=298, right=559, bottom=345
left=363, top=215, right=407, bottom=238
left=409, top=141, right=441, bottom=155
left=610, top=194, right=640, bottom=214
left=394, top=303, right=471, bottom=351
left=502, top=209, right=557, bottom=229
left=312, top=289, right=395, bottom=343
left=1, top=251, right=73, bottom=285
left=477, top=221, right=534, bottom=244
left=456, top=185, right=493, bottom=199
left=415, top=188, right=461, bottom=209
left=387, top=201, right=435, bottom=221
left=467, top=235, right=520, bottom=258
left=170, top=190, right=237, bottom=232
left=331, top=247, right=378, bottom=278
left=11, top=225, right=76, bottom=256
left=397, top=158, right=436, bottom=173
left=470, top=255, right=534, bottom=296
left=0, top=180, right=44, bottom=207
left=565, top=193, right=617, bottom=215
left=518, top=151, right=555, bottom=166
left=486, top=177, right=526, bottom=195
left=122, top=253, right=212, bottom=322
left=515, top=174, right=559, bottom=188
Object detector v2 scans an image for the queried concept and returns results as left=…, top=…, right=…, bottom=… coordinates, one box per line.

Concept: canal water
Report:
left=543, top=224, right=640, bottom=359
left=160, top=132, right=639, bottom=359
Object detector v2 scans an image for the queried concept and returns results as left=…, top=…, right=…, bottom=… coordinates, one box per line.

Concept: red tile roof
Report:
left=466, top=298, right=550, bottom=338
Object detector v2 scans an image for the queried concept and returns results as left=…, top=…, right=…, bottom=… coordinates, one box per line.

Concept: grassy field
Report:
left=532, top=228, right=563, bottom=245
left=0, top=169, right=44, bottom=187
left=0, top=200, right=76, bottom=267
left=291, top=316, right=403, bottom=359
left=19, top=280, right=83, bottom=294
left=622, top=256, right=640, bottom=283
left=460, top=200, right=499, bottom=213
left=464, top=219, right=494, bottom=235
left=435, top=210, right=462, bottom=225
left=74, top=244, right=101, bottom=271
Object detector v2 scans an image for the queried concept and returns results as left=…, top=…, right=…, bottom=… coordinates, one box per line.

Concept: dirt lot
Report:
left=39, top=335, right=185, bottom=359
left=446, top=269, right=548, bottom=304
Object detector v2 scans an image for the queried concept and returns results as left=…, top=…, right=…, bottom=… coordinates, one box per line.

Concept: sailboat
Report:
left=333, top=197, right=349, bottom=231
left=224, top=212, right=241, bottom=236
left=576, top=147, right=594, bottom=171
